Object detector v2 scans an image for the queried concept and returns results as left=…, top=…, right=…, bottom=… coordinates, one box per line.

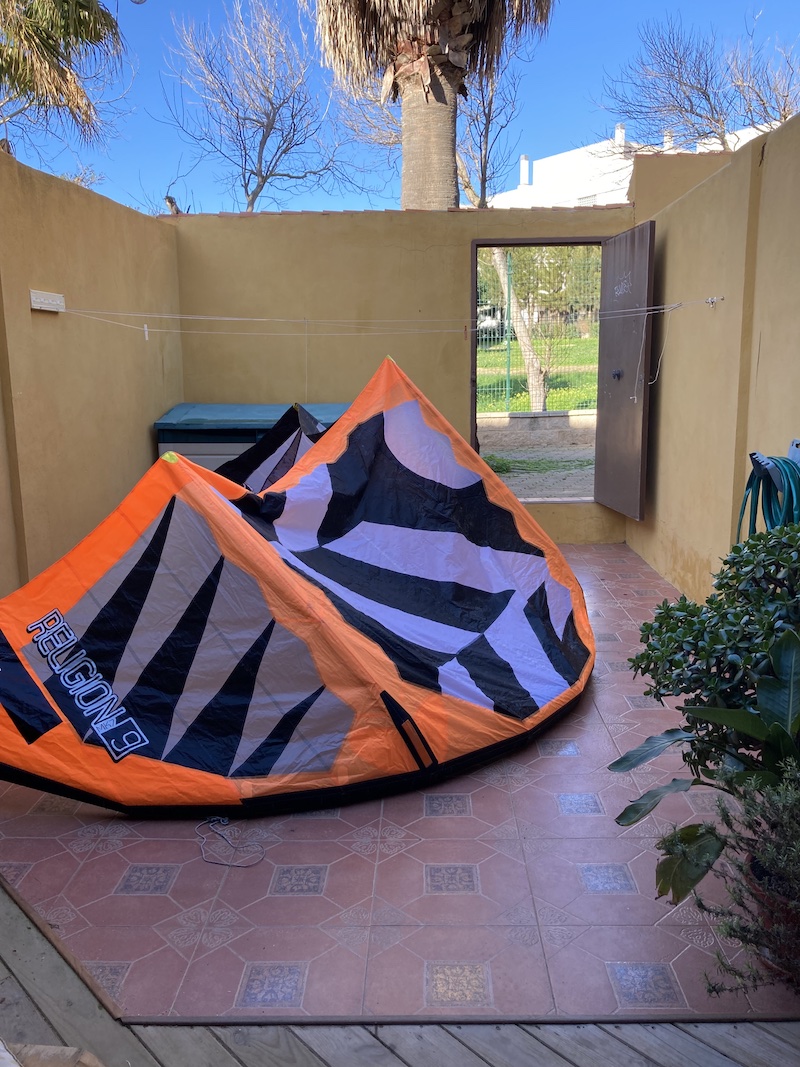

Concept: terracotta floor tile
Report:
left=233, top=890, right=341, bottom=929
left=115, top=945, right=191, bottom=1017
left=571, top=922, right=698, bottom=965
left=231, top=922, right=345, bottom=962
left=668, top=943, right=764, bottom=1015
left=165, top=856, right=230, bottom=909
left=63, top=922, right=168, bottom=963
left=546, top=943, right=661, bottom=1016
left=300, top=945, right=370, bottom=1016
left=0, top=836, right=67, bottom=864
left=0, top=813, right=85, bottom=839
left=35, top=893, right=90, bottom=939
left=171, top=945, right=258, bottom=1017
left=220, top=852, right=377, bottom=928
left=743, top=973, right=800, bottom=1014
left=268, top=804, right=382, bottom=841
left=154, top=898, right=253, bottom=961
left=10, top=848, right=81, bottom=904
left=364, top=923, right=555, bottom=1018
left=62, top=851, right=131, bottom=908
left=3, top=545, right=799, bottom=1021
left=120, top=836, right=207, bottom=864
left=81, top=891, right=181, bottom=930
left=382, top=784, right=514, bottom=837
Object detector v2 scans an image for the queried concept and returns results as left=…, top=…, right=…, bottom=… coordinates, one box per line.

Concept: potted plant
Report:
left=693, top=760, right=800, bottom=996
left=608, top=524, right=800, bottom=904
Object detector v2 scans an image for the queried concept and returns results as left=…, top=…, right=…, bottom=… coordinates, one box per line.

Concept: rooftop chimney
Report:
left=614, top=123, right=626, bottom=148
left=663, top=130, right=674, bottom=151
left=519, top=154, right=530, bottom=186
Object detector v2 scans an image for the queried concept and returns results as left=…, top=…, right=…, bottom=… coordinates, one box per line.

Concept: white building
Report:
left=490, top=124, right=773, bottom=209
left=490, top=124, right=639, bottom=209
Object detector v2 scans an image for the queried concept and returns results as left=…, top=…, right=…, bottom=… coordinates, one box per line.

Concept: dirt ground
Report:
left=476, top=423, right=596, bottom=500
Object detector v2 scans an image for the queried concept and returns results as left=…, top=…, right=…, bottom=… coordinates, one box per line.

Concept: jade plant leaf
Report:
left=655, top=823, right=725, bottom=904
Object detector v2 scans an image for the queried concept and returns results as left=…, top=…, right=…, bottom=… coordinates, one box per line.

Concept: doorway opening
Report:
left=473, top=241, right=601, bottom=501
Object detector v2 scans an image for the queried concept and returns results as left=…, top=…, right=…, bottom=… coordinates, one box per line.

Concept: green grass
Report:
left=477, top=370, right=598, bottom=413
left=477, top=336, right=599, bottom=370
left=483, top=454, right=595, bottom=475
left=476, top=337, right=598, bottom=413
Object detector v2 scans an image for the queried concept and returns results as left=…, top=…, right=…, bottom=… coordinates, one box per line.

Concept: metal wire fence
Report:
left=476, top=244, right=601, bottom=414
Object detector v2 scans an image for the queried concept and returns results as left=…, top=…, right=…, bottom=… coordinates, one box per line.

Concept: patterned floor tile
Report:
left=0, top=861, right=32, bottom=887
left=83, top=960, right=131, bottom=999
left=236, top=961, right=308, bottom=1008
left=269, top=864, right=328, bottom=896
left=155, top=901, right=253, bottom=960
left=116, top=863, right=179, bottom=895
left=424, top=863, right=480, bottom=894
left=423, top=794, right=472, bottom=817
left=555, top=792, right=604, bottom=815
left=577, top=863, right=637, bottom=894
left=5, top=545, right=800, bottom=1020
left=425, top=961, right=492, bottom=1007
left=606, top=962, right=684, bottom=1008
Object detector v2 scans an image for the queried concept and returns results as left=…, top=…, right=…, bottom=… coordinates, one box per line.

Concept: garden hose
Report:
left=737, top=453, right=800, bottom=541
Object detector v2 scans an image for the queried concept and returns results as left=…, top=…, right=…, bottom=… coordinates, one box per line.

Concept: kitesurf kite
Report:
left=215, top=403, right=328, bottom=492
left=0, top=360, right=594, bottom=813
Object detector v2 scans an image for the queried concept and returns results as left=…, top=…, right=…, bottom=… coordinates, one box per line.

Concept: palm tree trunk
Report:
left=398, top=62, right=460, bottom=210
left=490, top=247, right=547, bottom=411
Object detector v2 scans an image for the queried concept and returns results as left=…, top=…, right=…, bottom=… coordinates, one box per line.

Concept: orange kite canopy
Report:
left=0, top=360, right=594, bottom=814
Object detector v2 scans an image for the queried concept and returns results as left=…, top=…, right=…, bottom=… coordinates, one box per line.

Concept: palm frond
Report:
left=0, top=0, right=121, bottom=131
left=306, top=0, right=553, bottom=86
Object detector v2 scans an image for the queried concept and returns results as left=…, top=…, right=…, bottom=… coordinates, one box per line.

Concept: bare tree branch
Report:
left=728, top=23, right=800, bottom=131
left=457, top=47, right=528, bottom=207
left=603, top=14, right=799, bottom=151
left=165, top=0, right=346, bottom=211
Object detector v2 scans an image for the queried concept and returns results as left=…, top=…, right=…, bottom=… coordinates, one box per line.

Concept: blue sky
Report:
left=14, top=0, right=799, bottom=214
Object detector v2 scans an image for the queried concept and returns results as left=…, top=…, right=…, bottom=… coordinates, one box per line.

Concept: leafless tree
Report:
left=57, top=164, right=106, bottom=188
left=603, top=14, right=800, bottom=151
left=165, top=0, right=345, bottom=211
left=333, top=79, right=402, bottom=199
left=729, top=31, right=800, bottom=133
left=456, top=55, right=528, bottom=209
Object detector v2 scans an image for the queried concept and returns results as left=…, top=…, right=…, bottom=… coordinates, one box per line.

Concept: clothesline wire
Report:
left=62, top=297, right=712, bottom=337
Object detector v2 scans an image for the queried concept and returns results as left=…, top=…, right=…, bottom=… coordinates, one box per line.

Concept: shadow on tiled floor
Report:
left=1, top=544, right=798, bottom=1022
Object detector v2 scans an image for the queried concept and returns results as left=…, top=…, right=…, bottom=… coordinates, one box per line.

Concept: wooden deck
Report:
left=2, top=887, right=798, bottom=1067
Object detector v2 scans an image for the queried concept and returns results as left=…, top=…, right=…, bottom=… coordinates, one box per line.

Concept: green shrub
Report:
left=631, top=524, right=800, bottom=711
left=610, top=525, right=800, bottom=903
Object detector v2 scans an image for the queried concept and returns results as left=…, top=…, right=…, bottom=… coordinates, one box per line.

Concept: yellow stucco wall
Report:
left=626, top=133, right=770, bottom=597
left=3, top=114, right=800, bottom=601
left=0, top=276, right=21, bottom=593
left=745, top=118, right=800, bottom=459
left=0, top=153, right=183, bottom=591
left=628, top=152, right=733, bottom=224
left=525, top=501, right=625, bottom=544
left=0, top=173, right=631, bottom=591
left=169, top=205, right=633, bottom=441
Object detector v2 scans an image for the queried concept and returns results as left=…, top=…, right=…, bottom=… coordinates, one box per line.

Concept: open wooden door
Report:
left=594, top=221, right=656, bottom=520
